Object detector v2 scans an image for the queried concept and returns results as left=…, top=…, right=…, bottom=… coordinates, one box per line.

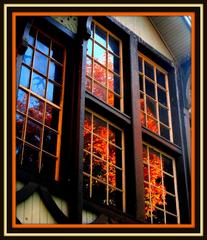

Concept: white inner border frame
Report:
left=3, top=3, right=204, bottom=237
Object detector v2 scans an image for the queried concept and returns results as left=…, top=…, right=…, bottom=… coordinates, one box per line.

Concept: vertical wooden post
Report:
left=129, top=34, right=145, bottom=222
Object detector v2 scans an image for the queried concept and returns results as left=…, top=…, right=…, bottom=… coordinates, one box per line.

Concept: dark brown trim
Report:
left=142, top=128, right=182, bottom=156
left=83, top=200, right=143, bottom=224
left=130, top=34, right=145, bottom=221
left=85, top=92, right=131, bottom=127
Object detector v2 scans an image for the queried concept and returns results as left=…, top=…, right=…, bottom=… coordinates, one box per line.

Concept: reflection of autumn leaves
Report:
left=84, top=118, right=116, bottom=188
left=16, top=98, right=52, bottom=134
left=86, top=54, right=115, bottom=107
left=143, top=149, right=167, bottom=220
left=140, top=99, right=158, bottom=133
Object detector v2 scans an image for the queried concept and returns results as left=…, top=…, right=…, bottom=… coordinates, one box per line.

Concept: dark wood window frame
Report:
left=15, top=16, right=191, bottom=224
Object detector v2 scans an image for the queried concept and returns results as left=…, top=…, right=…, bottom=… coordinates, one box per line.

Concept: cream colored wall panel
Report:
left=82, top=210, right=97, bottom=224
left=16, top=189, right=69, bottom=224
left=114, top=16, right=173, bottom=60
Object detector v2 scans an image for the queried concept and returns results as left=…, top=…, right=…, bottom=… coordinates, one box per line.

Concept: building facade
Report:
left=15, top=15, right=191, bottom=224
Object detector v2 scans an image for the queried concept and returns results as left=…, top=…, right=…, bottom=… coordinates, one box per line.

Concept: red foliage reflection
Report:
left=140, top=98, right=158, bottom=133
left=84, top=115, right=117, bottom=188
left=143, top=147, right=167, bottom=220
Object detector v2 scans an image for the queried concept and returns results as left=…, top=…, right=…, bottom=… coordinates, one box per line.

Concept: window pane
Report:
left=84, top=111, right=92, bottom=131
left=43, top=128, right=57, bottom=155
left=93, top=135, right=107, bottom=160
left=140, top=93, right=145, bottom=111
left=23, top=47, right=33, bottom=66
left=45, top=104, right=59, bottom=130
left=143, top=144, right=147, bottom=162
left=109, top=188, right=122, bottom=208
left=83, top=175, right=90, bottom=198
left=36, top=32, right=50, bottom=55
left=160, top=124, right=170, bottom=140
left=49, top=61, right=63, bottom=84
left=143, top=163, right=149, bottom=181
left=28, top=95, right=44, bottom=122
left=146, top=79, right=155, bottom=99
left=84, top=129, right=91, bottom=152
left=159, top=105, right=169, bottom=126
left=145, top=61, right=154, bottom=80
left=26, top=120, right=42, bottom=147
left=108, top=53, right=120, bottom=74
left=163, top=173, right=175, bottom=194
left=153, top=209, right=164, bottom=224
left=166, top=214, right=177, bottom=223
left=150, top=165, right=162, bottom=186
left=139, top=74, right=143, bottom=91
left=93, top=116, right=107, bottom=138
left=146, top=97, right=157, bottom=118
left=92, top=157, right=107, bottom=182
left=31, top=72, right=46, bottom=97
left=85, top=77, right=92, bottom=92
left=50, top=42, right=64, bottom=63
left=108, top=72, right=120, bottom=94
left=151, top=186, right=164, bottom=209
left=165, top=194, right=177, bottom=214
left=109, top=125, right=121, bottom=147
left=138, top=57, right=143, bottom=72
left=16, top=139, right=23, bottom=165
left=157, top=69, right=166, bottom=88
left=95, top=26, right=106, bottom=47
left=16, top=113, right=25, bottom=139
left=40, top=153, right=56, bottom=179
left=87, top=39, right=93, bottom=57
left=19, top=65, right=31, bottom=88
left=108, top=35, right=119, bottom=56
left=108, top=165, right=117, bottom=187
left=94, top=44, right=106, bottom=65
left=46, top=81, right=61, bottom=105
left=22, top=145, right=39, bottom=174
left=162, top=155, right=173, bottom=175
left=94, top=62, right=107, bottom=86
left=28, top=27, right=36, bottom=46
left=108, top=91, right=120, bottom=110
left=83, top=151, right=91, bottom=174
left=86, top=57, right=92, bottom=77
left=149, top=148, right=161, bottom=168
left=147, top=116, right=158, bottom=133
left=93, top=82, right=106, bottom=102
left=34, top=51, right=48, bottom=76
left=158, top=88, right=167, bottom=106
left=17, top=89, right=28, bottom=113
left=92, top=179, right=106, bottom=205
left=109, top=144, right=122, bottom=168
left=141, top=112, right=146, bottom=127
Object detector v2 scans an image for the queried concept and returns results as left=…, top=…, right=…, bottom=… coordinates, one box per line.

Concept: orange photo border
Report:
left=12, top=11, right=195, bottom=230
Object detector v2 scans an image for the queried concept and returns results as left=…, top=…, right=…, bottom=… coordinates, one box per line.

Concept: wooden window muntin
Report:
left=86, top=20, right=124, bottom=112
left=83, top=108, right=126, bottom=212
left=16, top=25, right=66, bottom=180
left=143, top=142, right=180, bottom=224
left=138, top=53, right=173, bottom=142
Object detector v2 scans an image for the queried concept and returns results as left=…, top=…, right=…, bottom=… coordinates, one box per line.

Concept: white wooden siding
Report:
left=114, top=16, right=173, bottom=60
left=16, top=183, right=69, bottom=224
left=82, top=210, right=97, bottom=224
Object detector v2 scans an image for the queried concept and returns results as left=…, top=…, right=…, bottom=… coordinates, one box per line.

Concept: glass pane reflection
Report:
left=26, top=120, right=42, bottom=147
left=34, top=51, right=48, bottom=76
left=28, top=95, right=44, bottom=123
left=31, top=72, right=46, bottom=97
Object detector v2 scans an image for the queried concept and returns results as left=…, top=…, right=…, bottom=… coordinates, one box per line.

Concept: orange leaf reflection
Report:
left=84, top=117, right=117, bottom=188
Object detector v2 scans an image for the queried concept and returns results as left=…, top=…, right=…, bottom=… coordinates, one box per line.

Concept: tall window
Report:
left=83, top=110, right=125, bottom=211
left=143, top=143, right=180, bottom=223
left=138, top=54, right=173, bottom=141
left=85, top=20, right=123, bottom=111
left=16, top=26, right=66, bottom=180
